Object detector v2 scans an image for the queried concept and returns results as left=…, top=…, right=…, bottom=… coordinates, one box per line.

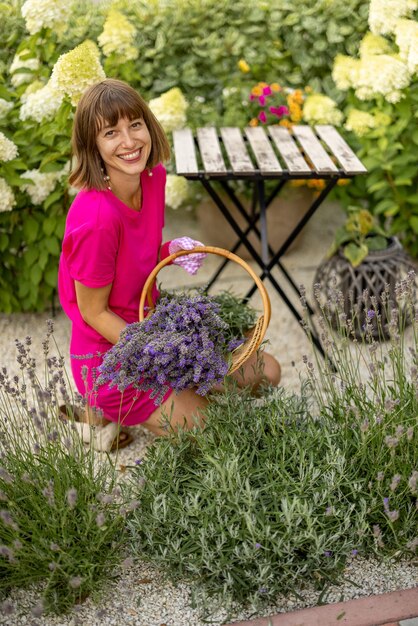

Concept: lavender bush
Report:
left=0, top=323, right=133, bottom=615
left=124, top=276, right=417, bottom=616
left=97, top=293, right=231, bottom=404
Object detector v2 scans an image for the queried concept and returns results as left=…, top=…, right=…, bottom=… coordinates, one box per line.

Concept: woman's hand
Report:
left=168, top=236, right=207, bottom=275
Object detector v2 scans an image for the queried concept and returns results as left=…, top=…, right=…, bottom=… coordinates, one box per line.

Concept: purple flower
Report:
left=367, top=309, right=375, bottom=319
left=270, top=105, right=289, bottom=117
left=97, top=294, right=230, bottom=405
left=324, top=550, right=332, bottom=557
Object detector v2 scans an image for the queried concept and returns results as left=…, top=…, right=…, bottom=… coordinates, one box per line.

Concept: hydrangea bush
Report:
left=332, top=0, right=418, bottom=256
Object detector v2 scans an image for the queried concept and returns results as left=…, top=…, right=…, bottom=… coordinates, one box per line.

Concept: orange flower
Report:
left=251, top=85, right=263, bottom=96
left=249, top=118, right=259, bottom=127
left=307, top=179, right=326, bottom=190
left=270, top=82, right=281, bottom=92
left=279, top=119, right=293, bottom=128
left=337, top=178, right=350, bottom=186
left=292, top=89, right=304, bottom=104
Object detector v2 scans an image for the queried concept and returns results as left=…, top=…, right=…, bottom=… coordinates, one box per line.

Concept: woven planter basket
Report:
left=314, top=237, right=417, bottom=340
left=139, top=246, right=271, bottom=373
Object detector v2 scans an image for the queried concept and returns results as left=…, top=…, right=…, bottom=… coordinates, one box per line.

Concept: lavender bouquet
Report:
left=97, top=294, right=230, bottom=404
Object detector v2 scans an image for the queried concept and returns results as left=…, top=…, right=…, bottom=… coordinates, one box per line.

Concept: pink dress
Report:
left=58, top=163, right=173, bottom=425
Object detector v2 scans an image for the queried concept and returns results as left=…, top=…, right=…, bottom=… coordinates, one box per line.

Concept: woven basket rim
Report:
left=138, top=246, right=271, bottom=374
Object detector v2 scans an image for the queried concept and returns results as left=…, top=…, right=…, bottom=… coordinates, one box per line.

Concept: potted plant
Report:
left=314, top=206, right=417, bottom=339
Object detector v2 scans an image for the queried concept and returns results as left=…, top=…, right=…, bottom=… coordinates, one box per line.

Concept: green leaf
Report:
left=366, top=235, right=388, bottom=251
left=44, top=236, right=60, bottom=256
left=30, top=264, right=42, bottom=285
left=23, top=247, right=38, bottom=267
left=409, top=216, right=418, bottom=234
left=22, top=216, right=39, bottom=243
left=0, top=233, right=9, bottom=252
left=38, top=249, right=49, bottom=270
left=44, top=266, right=58, bottom=288
left=343, top=242, right=368, bottom=267
left=42, top=216, right=57, bottom=236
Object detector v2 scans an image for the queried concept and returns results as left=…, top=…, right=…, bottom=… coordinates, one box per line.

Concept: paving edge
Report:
left=227, top=586, right=418, bottom=626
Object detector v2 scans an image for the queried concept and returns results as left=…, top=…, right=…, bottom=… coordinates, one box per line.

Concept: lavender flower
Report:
left=97, top=294, right=230, bottom=405
left=66, top=487, right=78, bottom=509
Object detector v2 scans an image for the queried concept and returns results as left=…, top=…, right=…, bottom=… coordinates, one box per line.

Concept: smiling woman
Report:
left=58, top=78, right=281, bottom=450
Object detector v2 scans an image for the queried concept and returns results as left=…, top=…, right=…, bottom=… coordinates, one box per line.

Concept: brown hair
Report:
left=69, top=78, right=171, bottom=190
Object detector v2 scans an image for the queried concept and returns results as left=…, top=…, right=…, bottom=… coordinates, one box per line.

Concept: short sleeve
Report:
left=62, top=224, right=118, bottom=288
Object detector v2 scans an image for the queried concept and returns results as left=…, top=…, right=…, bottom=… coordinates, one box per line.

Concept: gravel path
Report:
left=1, top=203, right=417, bottom=625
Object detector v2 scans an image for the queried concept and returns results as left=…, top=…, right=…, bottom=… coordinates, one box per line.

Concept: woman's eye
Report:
left=132, top=121, right=142, bottom=128
left=104, top=130, right=114, bottom=137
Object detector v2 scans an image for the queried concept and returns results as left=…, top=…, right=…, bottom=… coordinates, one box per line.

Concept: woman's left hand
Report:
left=168, top=237, right=207, bottom=275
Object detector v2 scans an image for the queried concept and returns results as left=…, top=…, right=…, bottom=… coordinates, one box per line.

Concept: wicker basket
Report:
left=139, top=246, right=271, bottom=374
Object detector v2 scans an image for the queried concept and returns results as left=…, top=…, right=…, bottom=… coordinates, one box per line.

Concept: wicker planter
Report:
left=196, top=187, right=314, bottom=259
left=314, top=237, right=417, bottom=340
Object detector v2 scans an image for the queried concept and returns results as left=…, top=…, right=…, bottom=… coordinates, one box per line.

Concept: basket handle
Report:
left=139, top=246, right=271, bottom=327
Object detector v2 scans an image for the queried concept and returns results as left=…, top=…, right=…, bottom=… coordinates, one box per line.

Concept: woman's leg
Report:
left=141, top=388, right=208, bottom=437
left=230, top=350, right=281, bottom=391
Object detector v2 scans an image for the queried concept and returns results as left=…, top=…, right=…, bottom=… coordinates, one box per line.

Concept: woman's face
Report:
left=96, top=116, right=152, bottom=186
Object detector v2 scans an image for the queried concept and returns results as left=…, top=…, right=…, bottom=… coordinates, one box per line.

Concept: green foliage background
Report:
left=1, top=0, right=370, bottom=312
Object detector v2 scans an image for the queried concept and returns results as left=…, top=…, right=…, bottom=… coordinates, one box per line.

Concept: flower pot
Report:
left=314, top=237, right=417, bottom=340
left=196, top=187, right=315, bottom=259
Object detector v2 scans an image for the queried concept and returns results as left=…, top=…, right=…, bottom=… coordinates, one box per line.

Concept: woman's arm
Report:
left=75, top=281, right=127, bottom=345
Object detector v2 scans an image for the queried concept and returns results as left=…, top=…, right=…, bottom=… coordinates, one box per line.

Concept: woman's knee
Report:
left=261, top=352, right=281, bottom=387
left=143, top=389, right=208, bottom=436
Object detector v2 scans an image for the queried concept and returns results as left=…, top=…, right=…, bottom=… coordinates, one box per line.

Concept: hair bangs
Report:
left=94, top=88, right=145, bottom=134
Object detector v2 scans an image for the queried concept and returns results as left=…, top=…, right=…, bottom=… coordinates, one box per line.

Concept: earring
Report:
left=101, top=167, right=111, bottom=190
left=148, top=169, right=153, bottom=177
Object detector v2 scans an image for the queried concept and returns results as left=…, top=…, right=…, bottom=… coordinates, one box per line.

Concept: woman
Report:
left=59, top=78, right=280, bottom=449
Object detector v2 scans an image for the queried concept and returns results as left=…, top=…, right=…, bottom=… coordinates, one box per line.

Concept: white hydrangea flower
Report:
left=369, top=0, right=418, bottom=36
left=50, top=41, right=106, bottom=106
left=355, top=54, right=411, bottom=102
left=302, top=94, right=343, bottom=126
left=165, top=175, right=189, bottom=210
left=21, top=169, right=60, bottom=205
left=9, top=50, right=39, bottom=87
left=0, top=133, right=18, bottom=162
left=395, top=19, right=418, bottom=74
left=98, top=10, right=138, bottom=61
left=0, top=99, right=13, bottom=119
left=0, top=178, right=16, bottom=213
left=21, top=0, right=70, bottom=36
left=19, top=83, right=63, bottom=122
left=332, top=55, right=361, bottom=90
left=149, top=88, right=188, bottom=134
left=345, top=110, right=377, bottom=136
left=359, top=33, right=392, bottom=57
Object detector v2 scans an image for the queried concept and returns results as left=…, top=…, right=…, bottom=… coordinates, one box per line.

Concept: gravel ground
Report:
left=1, top=202, right=417, bottom=625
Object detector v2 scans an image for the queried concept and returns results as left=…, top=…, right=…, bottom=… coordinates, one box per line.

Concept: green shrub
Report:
left=126, top=276, right=417, bottom=615
left=0, top=322, right=132, bottom=615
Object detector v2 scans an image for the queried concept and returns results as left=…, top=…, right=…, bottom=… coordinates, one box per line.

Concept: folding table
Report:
left=172, top=125, right=367, bottom=358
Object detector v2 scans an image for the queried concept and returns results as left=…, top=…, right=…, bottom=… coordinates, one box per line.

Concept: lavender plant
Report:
left=97, top=293, right=231, bottom=404
left=124, top=275, right=417, bottom=615
left=303, top=272, right=418, bottom=556
left=0, top=322, right=132, bottom=615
